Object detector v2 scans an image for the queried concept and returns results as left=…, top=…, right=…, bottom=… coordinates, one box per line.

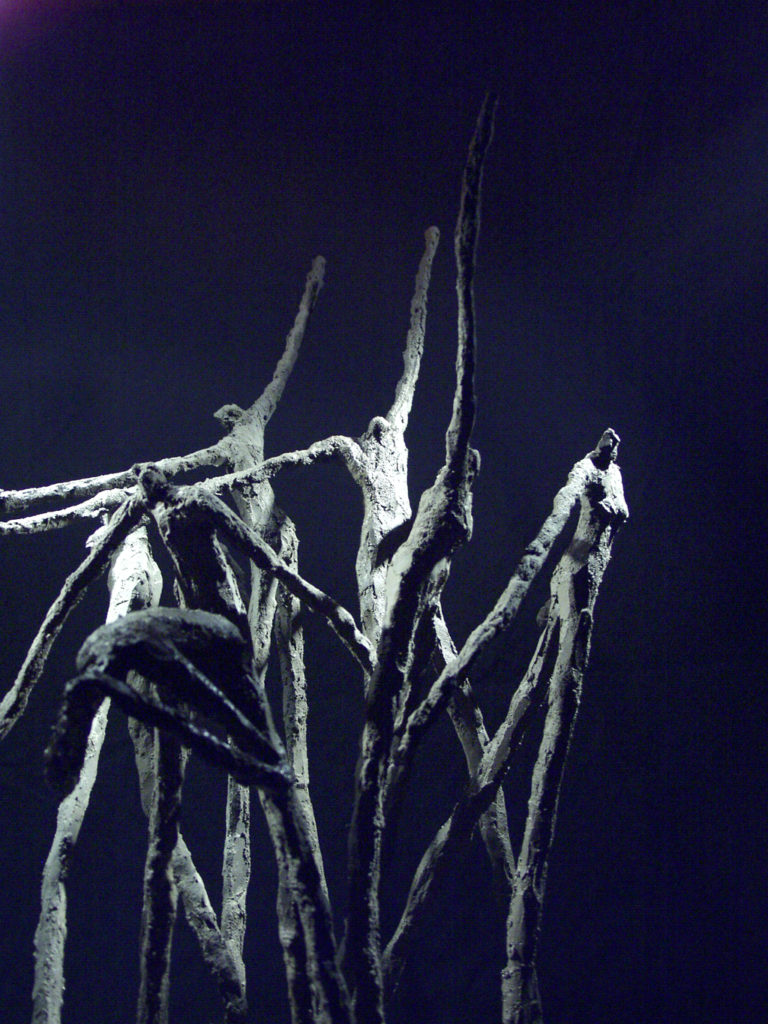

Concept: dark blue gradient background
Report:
left=1, top=4, right=765, bottom=1023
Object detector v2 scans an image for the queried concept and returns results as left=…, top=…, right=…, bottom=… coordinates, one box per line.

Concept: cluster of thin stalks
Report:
left=0, top=95, right=627, bottom=1024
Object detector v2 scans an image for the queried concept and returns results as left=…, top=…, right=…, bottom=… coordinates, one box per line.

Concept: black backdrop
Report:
left=1, top=3, right=766, bottom=1023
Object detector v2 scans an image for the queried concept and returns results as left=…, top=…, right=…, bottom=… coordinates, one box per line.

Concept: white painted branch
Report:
left=0, top=496, right=144, bottom=740
left=221, top=777, right=250, bottom=998
left=129, top=718, right=249, bottom=1022
left=385, top=431, right=628, bottom=1004
left=137, top=726, right=185, bottom=1024
left=383, top=599, right=516, bottom=901
left=475, top=619, right=559, bottom=799
left=502, top=431, right=628, bottom=1024
left=174, top=485, right=374, bottom=673
left=433, top=608, right=515, bottom=892
left=1, top=257, right=324, bottom=527
left=261, top=784, right=352, bottom=1024
left=445, top=91, right=497, bottom=475
left=344, top=99, right=496, bottom=1024
left=387, top=226, right=440, bottom=433
left=32, top=525, right=161, bottom=1024
left=32, top=697, right=111, bottom=1024
left=172, top=838, right=249, bottom=1023
left=381, top=617, right=555, bottom=993
left=0, top=445, right=224, bottom=517
left=141, top=261, right=330, bottom=1009
left=0, top=436, right=361, bottom=536
left=501, top=615, right=590, bottom=1024
left=249, top=256, right=326, bottom=429
left=0, top=487, right=129, bottom=535
left=390, top=442, right=602, bottom=770
left=217, top=435, right=362, bottom=496
left=277, top=517, right=311, bottom=791
left=270, top=514, right=330, bottom=1023
left=140, top=253, right=351, bottom=1015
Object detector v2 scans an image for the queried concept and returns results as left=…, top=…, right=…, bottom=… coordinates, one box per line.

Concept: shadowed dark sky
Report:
left=1, top=3, right=766, bottom=1023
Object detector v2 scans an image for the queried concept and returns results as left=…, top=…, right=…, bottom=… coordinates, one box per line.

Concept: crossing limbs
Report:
left=0, top=94, right=627, bottom=1024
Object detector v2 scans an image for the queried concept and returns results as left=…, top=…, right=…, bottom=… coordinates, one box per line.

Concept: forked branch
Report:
left=0, top=495, right=145, bottom=740
left=384, top=430, right=627, bottom=996
left=344, top=93, right=497, bottom=1024
left=0, top=257, right=325, bottom=522
left=387, top=226, right=440, bottom=433
left=32, top=524, right=162, bottom=1024
left=0, top=96, right=629, bottom=1024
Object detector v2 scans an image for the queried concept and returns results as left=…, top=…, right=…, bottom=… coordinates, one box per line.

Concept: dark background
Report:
left=1, top=2, right=766, bottom=1023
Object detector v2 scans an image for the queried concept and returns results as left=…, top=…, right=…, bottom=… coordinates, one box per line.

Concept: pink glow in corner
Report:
left=0, top=0, right=91, bottom=58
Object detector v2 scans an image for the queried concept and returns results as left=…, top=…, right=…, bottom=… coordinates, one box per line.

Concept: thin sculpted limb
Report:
left=0, top=495, right=145, bottom=739
left=2, top=97, right=630, bottom=1024
left=32, top=524, right=162, bottom=1024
